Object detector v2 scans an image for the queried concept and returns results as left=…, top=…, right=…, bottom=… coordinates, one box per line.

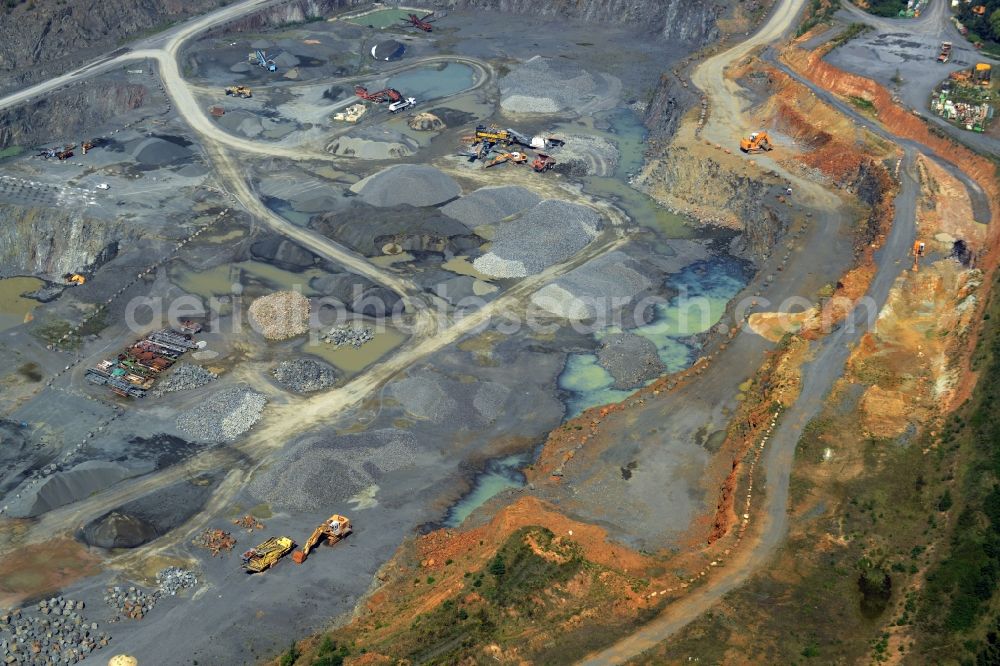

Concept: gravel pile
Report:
left=473, top=200, right=603, bottom=278
left=500, top=56, right=617, bottom=114
left=552, top=135, right=620, bottom=177
left=1, top=598, right=109, bottom=664
left=440, top=185, right=542, bottom=228
left=150, top=364, right=218, bottom=397
left=327, top=134, right=417, bottom=159
left=156, top=567, right=198, bottom=596
left=597, top=332, right=665, bottom=389
left=272, top=358, right=337, bottom=393
left=472, top=382, right=512, bottom=421
left=531, top=250, right=652, bottom=319
left=247, top=428, right=419, bottom=512
left=408, top=112, right=445, bottom=131
left=323, top=324, right=374, bottom=348
left=249, top=291, right=311, bottom=340
left=350, top=164, right=461, bottom=208
left=176, top=385, right=267, bottom=442
left=388, top=375, right=457, bottom=422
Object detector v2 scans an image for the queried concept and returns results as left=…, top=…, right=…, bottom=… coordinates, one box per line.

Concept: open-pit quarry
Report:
left=0, top=0, right=999, bottom=664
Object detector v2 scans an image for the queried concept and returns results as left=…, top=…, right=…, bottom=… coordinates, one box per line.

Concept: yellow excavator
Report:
left=242, top=536, right=295, bottom=573
left=292, top=514, right=352, bottom=564
left=740, top=131, right=773, bottom=154
left=63, top=273, right=86, bottom=285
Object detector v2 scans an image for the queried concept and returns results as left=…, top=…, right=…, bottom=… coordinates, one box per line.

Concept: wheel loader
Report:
left=292, top=515, right=352, bottom=564
left=739, top=131, right=773, bottom=154
left=241, top=536, right=295, bottom=573
left=225, top=86, right=253, bottom=99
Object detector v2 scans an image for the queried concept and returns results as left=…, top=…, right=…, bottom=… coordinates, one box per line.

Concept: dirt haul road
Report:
left=580, top=1, right=923, bottom=662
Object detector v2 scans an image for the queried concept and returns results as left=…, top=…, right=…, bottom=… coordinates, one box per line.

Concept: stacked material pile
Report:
left=272, top=358, right=337, bottom=393
left=176, top=385, right=267, bottom=442
left=248, top=291, right=311, bottom=340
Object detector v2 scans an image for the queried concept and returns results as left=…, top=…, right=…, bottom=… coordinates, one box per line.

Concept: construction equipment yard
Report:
left=0, top=0, right=997, bottom=664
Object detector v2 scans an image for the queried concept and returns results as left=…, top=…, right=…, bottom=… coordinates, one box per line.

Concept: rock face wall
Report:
left=433, top=0, right=726, bottom=44
left=0, top=205, right=131, bottom=278
left=0, top=0, right=219, bottom=94
left=0, top=81, right=152, bottom=149
left=205, top=0, right=360, bottom=35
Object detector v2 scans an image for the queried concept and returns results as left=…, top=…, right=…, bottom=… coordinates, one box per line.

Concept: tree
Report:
left=489, top=553, right=506, bottom=579
left=991, top=9, right=1000, bottom=41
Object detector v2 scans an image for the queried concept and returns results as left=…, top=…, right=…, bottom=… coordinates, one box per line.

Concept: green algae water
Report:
left=558, top=257, right=748, bottom=417
left=445, top=451, right=530, bottom=527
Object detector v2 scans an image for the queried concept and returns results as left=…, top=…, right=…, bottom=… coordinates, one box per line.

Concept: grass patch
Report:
left=830, top=22, right=872, bottom=48
left=797, top=0, right=842, bottom=37
left=848, top=96, right=877, bottom=113
left=858, top=0, right=907, bottom=17
left=0, top=145, right=23, bottom=159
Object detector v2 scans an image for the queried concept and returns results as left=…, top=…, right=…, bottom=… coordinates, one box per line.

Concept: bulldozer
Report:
left=225, top=86, right=253, bottom=99
left=739, top=131, right=773, bottom=154
left=241, top=536, right=295, bottom=573
left=484, top=151, right=527, bottom=168
left=292, top=514, right=352, bottom=564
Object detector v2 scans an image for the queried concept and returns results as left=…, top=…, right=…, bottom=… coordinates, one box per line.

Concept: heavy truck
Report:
left=292, top=515, right=352, bottom=564
left=242, top=536, right=295, bottom=573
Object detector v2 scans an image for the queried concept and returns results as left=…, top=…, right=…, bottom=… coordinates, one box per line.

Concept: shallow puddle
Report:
left=0, top=277, right=44, bottom=331
left=301, top=325, right=406, bottom=374
left=388, top=63, right=475, bottom=101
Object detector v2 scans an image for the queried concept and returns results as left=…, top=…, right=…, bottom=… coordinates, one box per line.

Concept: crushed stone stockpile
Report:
left=531, top=250, right=652, bottom=319
left=473, top=200, right=603, bottom=278
left=440, top=185, right=542, bottom=228
left=598, top=332, right=665, bottom=390
left=248, top=291, right=311, bottom=340
left=387, top=375, right=458, bottom=423
left=327, top=134, right=416, bottom=160
left=553, top=134, right=620, bottom=177
left=1, top=597, right=111, bottom=663
left=472, top=381, right=512, bottom=422
left=150, top=363, right=218, bottom=397
left=350, top=164, right=461, bottom=208
left=272, top=358, right=337, bottom=393
left=5, top=460, right=131, bottom=518
left=499, top=56, right=619, bottom=114
left=247, top=428, right=419, bottom=511
left=176, top=385, right=267, bottom=442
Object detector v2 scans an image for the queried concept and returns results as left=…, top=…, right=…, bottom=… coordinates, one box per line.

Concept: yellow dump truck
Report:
left=241, top=536, right=294, bottom=573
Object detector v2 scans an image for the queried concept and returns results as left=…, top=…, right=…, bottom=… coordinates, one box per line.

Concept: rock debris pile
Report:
left=150, top=363, right=217, bottom=396
left=474, top=200, right=603, bottom=278
left=1, top=598, right=109, bottom=665
left=176, top=385, right=267, bottom=442
left=104, top=568, right=197, bottom=622
left=500, top=56, right=617, bottom=114
left=322, top=324, right=374, bottom=348
left=248, top=428, right=419, bottom=511
left=440, top=185, right=541, bottom=227
left=248, top=291, right=311, bottom=340
left=272, top=358, right=337, bottom=393
left=350, top=164, right=461, bottom=208
left=193, top=528, right=236, bottom=556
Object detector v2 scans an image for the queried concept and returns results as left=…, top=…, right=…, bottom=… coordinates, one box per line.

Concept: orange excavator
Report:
left=292, top=514, right=352, bottom=564
left=740, top=131, right=773, bottom=154
left=484, top=151, right=527, bottom=168
left=911, top=240, right=926, bottom=272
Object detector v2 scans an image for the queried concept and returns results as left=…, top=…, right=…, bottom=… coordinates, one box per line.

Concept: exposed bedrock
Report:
left=0, top=205, right=130, bottom=278
left=433, top=0, right=725, bottom=44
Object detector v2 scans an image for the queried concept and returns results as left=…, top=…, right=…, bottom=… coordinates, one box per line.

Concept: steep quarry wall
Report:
left=644, top=73, right=700, bottom=141
left=204, top=0, right=361, bottom=36
left=0, top=205, right=133, bottom=278
left=433, top=0, right=726, bottom=44
left=0, top=0, right=219, bottom=95
left=0, top=80, right=153, bottom=149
